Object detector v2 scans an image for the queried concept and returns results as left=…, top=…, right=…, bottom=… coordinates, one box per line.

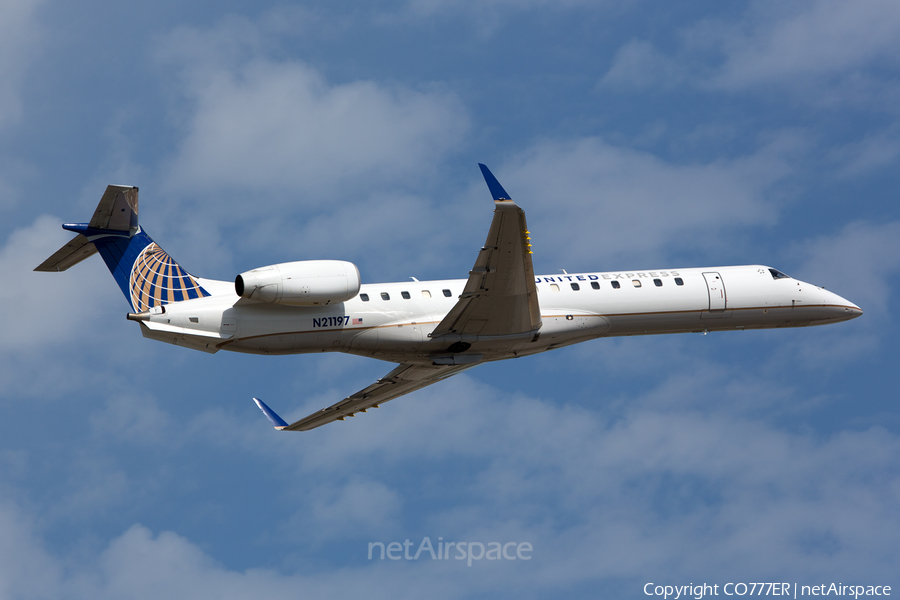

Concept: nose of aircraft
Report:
left=817, top=286, right=863, bottom=322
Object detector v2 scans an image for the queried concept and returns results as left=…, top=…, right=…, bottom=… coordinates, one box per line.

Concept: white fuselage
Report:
left=137, top=265, right=861, bottom=364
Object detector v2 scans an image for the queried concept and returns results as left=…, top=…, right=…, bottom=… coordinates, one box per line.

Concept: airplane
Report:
left=35, top=164, right=862, bottom=431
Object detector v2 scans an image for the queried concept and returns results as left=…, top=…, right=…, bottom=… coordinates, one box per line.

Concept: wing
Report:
left=273, top=362, right=476, bottom=431
left=430, top=164, right=541, bottom=338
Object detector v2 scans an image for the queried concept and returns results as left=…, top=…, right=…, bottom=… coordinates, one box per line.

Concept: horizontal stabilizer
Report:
left=34, top=185, right=139, bottom=273
left=34, top=234, right=98, bottom=272
left=253, top=398, right=289, bottom=429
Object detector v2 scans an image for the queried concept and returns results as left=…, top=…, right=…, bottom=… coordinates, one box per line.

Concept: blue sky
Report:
left=1, top=0, right=899, bottom=597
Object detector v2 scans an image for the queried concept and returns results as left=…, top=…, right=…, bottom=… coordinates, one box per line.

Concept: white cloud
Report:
left=89, top=393, right=173, bottom=445
left=405, top=0, right=610, bottom=16
left=600, top=40, right=687, bottom=91
left=482, top=136, right=795, bottom=268
left=0, top=216, right=146, bottom=400
left=793, top=220, right=900, bottom=315
left=0, top=331, right=896, bottom=598
left=224, top=190, right=460, bottom=280
left=0, top=216, right=118, bottom=351
left=0, top=0, right=44, bottom=215
left=600, top=1, right=900, bottom=109
left=707, top=0, right=900, bottom=91
left=0, top=0, right=44, bottom=128
left=166, top=62, right=465, bottom=195
left=828, top=132, right=900, bottom=178
left=145, top=16, right=471, bottom=277
left=304, top=478, right=403, bottom=540
left=474, top=390, right=899, bottom=580
left=50, top=459, right=130, bottom=524
left=0, top=369, right=897, bottom=597
left=0, top=512, right=526, bottom=599
left=0, top=502, right=62, bottom=600
left=157, top=19, right=468, bottom=202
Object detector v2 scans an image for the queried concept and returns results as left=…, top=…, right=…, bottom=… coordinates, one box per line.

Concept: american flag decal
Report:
left=353, top=318, right=363, bottom=324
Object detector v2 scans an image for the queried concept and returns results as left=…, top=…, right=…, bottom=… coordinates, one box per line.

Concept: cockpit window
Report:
left=769, top=268, right=790, bottom=280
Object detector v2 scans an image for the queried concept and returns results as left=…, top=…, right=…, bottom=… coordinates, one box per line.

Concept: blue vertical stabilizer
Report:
left=36, top=185, right=209, bottom=311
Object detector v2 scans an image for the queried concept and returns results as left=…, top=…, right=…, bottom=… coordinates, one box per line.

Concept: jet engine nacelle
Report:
left=235, top=260, right=361, bottom=306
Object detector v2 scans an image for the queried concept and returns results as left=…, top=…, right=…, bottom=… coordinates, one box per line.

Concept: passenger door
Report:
left=702, top=272, right=727, bottom=311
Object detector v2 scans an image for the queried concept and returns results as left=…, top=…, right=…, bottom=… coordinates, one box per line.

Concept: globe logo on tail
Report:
left=129, top=243, right=209, bottom=311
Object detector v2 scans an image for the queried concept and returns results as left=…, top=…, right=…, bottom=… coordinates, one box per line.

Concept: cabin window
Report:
left=591, top=281, right=600, bottom=290
left=443, top=289, right=452, bottom=297
left=674, top=278, right=684, bottom=286
left=550, top=284, right=560, bottom=292
left=611, top=280, right=621, bottom=289
left=360, top=293, right=369, bottom=302
left=653, top=279, right=662, bottom=287
left=401, top=291, right=411, bottom=299
left=632, top=280, right=642, bottom=288
left=769, top=268, right=790, bottom=280
left=570, top=283, right=580, bottom=291
left=421, top=290, right=431, bottom=299
left=381, top=292, right=390, bottom=301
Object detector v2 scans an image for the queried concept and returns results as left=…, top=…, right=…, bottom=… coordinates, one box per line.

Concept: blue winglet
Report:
left=478, top=163, right=512, bottom=201
left=253, top=398, right=289, bottom=429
